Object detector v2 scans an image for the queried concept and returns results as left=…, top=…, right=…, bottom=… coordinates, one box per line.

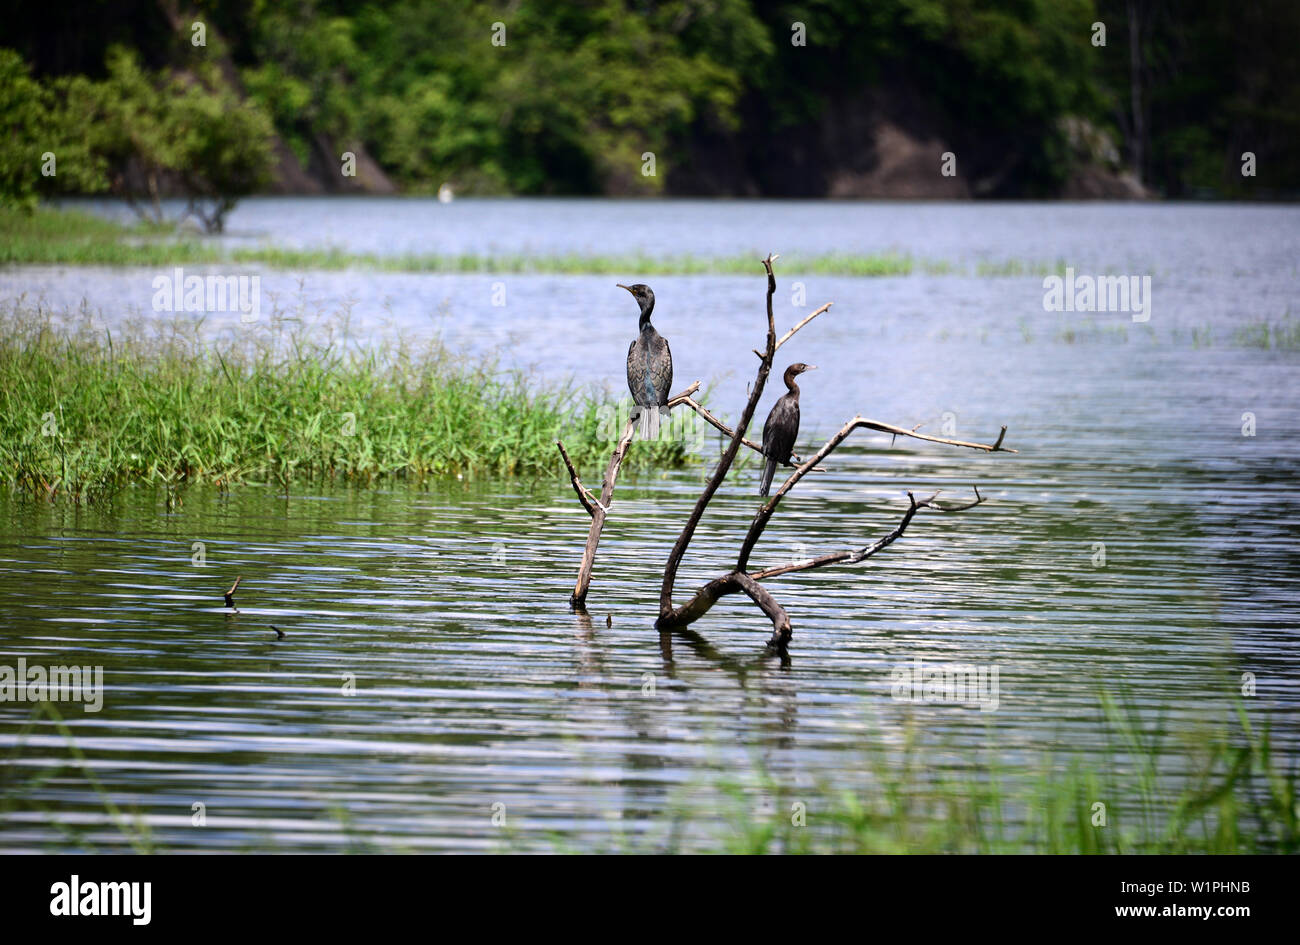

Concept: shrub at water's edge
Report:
left=0, top=302, right=688, bottom=502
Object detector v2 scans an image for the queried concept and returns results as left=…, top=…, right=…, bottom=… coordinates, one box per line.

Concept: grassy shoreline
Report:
left=0, top=300, right=687, bottom=502
left=2, top=205, right=1065, bottom=277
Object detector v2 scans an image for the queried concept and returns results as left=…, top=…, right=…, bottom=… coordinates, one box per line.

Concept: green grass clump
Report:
left=0, top=301, right=687, bottom=502
left=1233, top=318, right=1300, bottom=350
left=0, top=205, right=221, bottom=267
left=975, top=258, right=1067, bottom=278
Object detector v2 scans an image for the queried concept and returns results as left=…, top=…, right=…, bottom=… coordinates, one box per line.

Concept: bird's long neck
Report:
left=638, top=300, right=654, bottom=332
left=783, top=368, right=800, bottom=397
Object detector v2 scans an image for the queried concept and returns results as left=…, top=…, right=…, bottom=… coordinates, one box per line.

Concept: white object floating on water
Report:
left=438, top=183, right=455, bottom=204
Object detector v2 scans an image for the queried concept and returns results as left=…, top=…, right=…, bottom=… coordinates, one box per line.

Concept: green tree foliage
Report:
left=1094, top=0, right=1300, bottom=196
left=1, top=45, right=274, bottom=229
left=2, top=0, right=1294, bottom=199
left=0, top=49, right=107, bottom=210
left=224, top=0, right=771, bottom=194
left=80, top=47, right=275, bottom=231
left=737, top=0, right=1103, bottom=193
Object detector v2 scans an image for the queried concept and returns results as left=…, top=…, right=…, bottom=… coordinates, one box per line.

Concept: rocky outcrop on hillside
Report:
left=666, top=81, right=1148, bottom=200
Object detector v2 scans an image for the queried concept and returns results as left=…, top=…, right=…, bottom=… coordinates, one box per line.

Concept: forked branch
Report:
left=661, top=488, right=986, bottom=649
left=749, top=489, right=984, bottom=582
left=735, top=415, right=1007, bottom=573
left=558, top=253, right=1015, bottom=652
left=559, top=380, right=702, bottom=607
left=653, top=255, right=1011, bottom=649
left=566, top=414, right=636, bottom=607
left=658, top=253, right=785, bottom=617
left=557, top=441, right=600, bottom=516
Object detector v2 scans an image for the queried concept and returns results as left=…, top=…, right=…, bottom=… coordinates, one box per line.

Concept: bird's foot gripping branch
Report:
left=557, top=254, right=1016, bottom=649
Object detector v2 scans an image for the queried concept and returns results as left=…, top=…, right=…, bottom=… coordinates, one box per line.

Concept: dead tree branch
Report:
left=667, top=380, right=703, bottom=406
left=860, top=419, right=1015, bottom=454
left=658, top=253, right=784, bottom=617
left=557, top=441, right=599, bottom=516
left=567, top=414, right=636, bottom=608
left=558, top=254, right=1014, bottom=650
left=673, top=393, right=765, bottom=455
left=559, top=380, right=702, bottom=608
left=223, top=576, right=241, bottom=608
left=652, top=255, right=1011, bottom=649
left=671, top=392, right=819, bottom=469
left=749, top=489, right=984, bottom=582
left=775, top=302, right=833, bottom=352
left=662, top=488, right=985, bottom=649
left=735, top=416, right=1006, bottom=573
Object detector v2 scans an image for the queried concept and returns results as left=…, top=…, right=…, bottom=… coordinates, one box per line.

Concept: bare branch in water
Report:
left=557, top=440, right=599, bottom=517
left=558, top=380, right=702, bottom=608
left=558, top=254, right=1013, bottom=650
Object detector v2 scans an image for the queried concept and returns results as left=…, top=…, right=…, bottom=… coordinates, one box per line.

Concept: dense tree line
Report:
left=2, top=0, right=1295, bottom=210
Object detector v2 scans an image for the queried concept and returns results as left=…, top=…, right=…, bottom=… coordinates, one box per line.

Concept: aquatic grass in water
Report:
left=0, top=207, right=920, bottom=275
left=0, top=702, right=155, bottom=854
left=1233, top=318, right=1300, bottom=350
left=4, top=692, right=1289, bottom=854
left=0, top=300, right=688, bottom=501
left=975, top=258, right=1068, bottom=278
left=555, top=693, right=1297, bottom=855
left=5, top=206, right=1044, bottom=278
left=0, top=205, right=202, bottom=267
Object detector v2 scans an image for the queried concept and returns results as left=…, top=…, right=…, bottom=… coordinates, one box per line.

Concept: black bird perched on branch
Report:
left=619, top=283, right=672, bottom=439
left=759, top=363, right=816, bottom=496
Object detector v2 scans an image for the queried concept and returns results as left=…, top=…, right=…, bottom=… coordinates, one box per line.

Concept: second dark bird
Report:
left=759, top=362, right=816, bottom=496
left=620, top=283, right=673, bottom=438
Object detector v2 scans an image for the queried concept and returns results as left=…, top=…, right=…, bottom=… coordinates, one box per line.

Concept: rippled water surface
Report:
left=1, top=200, right=1298, bottom=852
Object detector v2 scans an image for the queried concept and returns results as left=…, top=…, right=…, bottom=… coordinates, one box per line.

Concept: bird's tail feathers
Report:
left=759, top=457, right=776, bottom=496
left=634, top=405, right=665, bottom=440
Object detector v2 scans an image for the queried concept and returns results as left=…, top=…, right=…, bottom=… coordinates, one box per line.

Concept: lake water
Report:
left=1, top=199, right=1298, bottom=852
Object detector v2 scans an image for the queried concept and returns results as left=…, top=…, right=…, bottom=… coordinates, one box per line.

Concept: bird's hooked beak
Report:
left=616, top=283, right=635, bottom=295
left=804, top=365, right=818, bottom=372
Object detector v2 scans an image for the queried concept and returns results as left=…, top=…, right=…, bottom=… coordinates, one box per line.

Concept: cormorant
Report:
left=759, top=362, right=816, bottom=496
left=620, top=283, right=672, bottom=438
